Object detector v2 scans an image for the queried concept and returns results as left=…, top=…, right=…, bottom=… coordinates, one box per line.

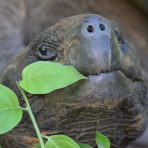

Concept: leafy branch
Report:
left=0, top=61, right=110, bottom=148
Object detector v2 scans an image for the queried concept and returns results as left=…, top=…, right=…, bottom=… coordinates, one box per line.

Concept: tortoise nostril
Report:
left=87, top=25, right=94, bottom=33
left=99, top=23, right=105, bottom=31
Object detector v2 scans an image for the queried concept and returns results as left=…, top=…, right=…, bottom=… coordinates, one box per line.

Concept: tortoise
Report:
left=0, top=14, right=147, bottom=148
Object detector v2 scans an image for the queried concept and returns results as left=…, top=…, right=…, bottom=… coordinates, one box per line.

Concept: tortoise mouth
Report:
left=84, top=69, right=143, bottom=83
left=60, top=69, right=145, bottom=104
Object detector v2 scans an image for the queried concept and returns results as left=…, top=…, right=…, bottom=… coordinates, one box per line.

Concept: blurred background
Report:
left=0, top=0, right=148, bottom=147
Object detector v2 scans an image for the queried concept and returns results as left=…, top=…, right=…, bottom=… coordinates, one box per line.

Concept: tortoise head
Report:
left=2, top=14, right=147, bottom=147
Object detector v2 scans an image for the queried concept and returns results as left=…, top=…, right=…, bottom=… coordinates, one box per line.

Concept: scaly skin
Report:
left=0, top=14, right=147, bottom=148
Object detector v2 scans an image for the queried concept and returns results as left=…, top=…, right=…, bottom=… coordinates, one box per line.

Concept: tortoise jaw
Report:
left=84, top=69, right=143, bottom=83
left=59, top=69, right=145, bottom=107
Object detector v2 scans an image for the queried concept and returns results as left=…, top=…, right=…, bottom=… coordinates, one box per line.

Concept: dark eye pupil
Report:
left=39, top=48, right=47, bottom=55
left=35, top=45, right=57, bottom=60
left=87, top=25, right=94, bottom=33
left=99, top=24, right=105, bottom=31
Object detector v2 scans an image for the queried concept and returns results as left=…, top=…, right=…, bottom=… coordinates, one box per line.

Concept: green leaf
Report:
left=33, top=143, right=41, bottom=148
left=45, top=135, right=80, bottom=148
left=95, top=131, right=110, bottom=148
left=20, top=61, right=87, bottom=94
left=0, top=84, right=23, bottom=134
left=78, top=143, right=92, bottom=148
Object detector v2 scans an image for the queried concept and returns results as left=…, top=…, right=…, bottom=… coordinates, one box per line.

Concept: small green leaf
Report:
left=20, top=61, right=87, bottom=94
left=95, top=131, right=110, bottom=148
left=0, top=84, right=23, bottom=134
left=45, top=135, right=80, bottom=148
left=79, top=143, right=92, bottom=148
left=33, top=143, right=41, bottom=148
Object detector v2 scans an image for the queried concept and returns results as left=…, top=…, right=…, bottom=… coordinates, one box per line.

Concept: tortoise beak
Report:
left=65, top=16, right=121, bottom=76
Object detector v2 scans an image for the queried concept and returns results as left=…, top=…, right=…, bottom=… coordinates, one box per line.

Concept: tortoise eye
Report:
left=39, top=47, right=47, bottom=56
left=35, top=46, right=57, bottom=60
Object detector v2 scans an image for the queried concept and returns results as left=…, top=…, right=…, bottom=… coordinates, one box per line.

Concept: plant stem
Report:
left=42, top=135, right=49, bottom=140
left=20, top=107, right=28, bottom=112
left=16, top=82, right=45, bottom=148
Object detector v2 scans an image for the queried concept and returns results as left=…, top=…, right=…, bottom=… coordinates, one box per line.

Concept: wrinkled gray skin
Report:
left=0, top=14, right=147, bottom=148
